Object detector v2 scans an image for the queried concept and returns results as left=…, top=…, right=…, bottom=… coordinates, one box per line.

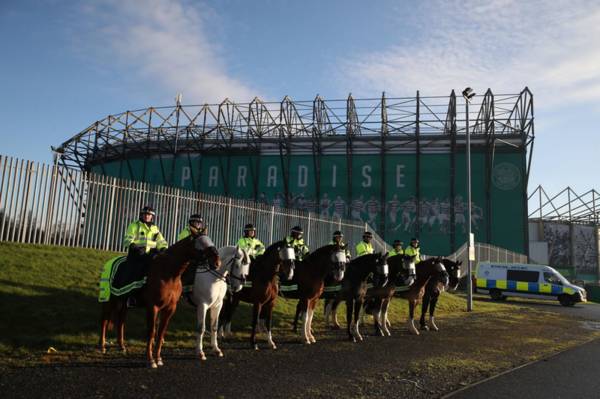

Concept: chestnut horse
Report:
left=287, top=244, right=348, bottom=344
left=99, top=228, right=221, bottom=368
left=418, top=258, right=461, bottom=331
left=219, top=240, right=295, bottom=350
left=324, top=253, right=390, bottom=342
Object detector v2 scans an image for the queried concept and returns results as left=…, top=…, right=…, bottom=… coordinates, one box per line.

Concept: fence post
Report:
left=269, top=206, right=275, bottom=244
left=225, top=198, right=233, bottom=245
left=104, top=177, right=117, bottom=251
left=307, top=212, right=312, bottom=246
left=44, top=157, right=60, bottom=245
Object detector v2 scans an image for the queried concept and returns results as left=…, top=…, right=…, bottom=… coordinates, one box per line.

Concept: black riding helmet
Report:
left=139, top=205, right=156, bottom=223
left=363, top=231, right=373, bottom=240
left=410, top=237, right=420, bottom=247
left=244, top=223, right=256, bottom=236
left=333, top=230, right=343, bottom=238
left=291, top=225, right=303, bottom=239
left=393, top=239, right=403, bottom=247
left=189, top=214, right=205, bottom=230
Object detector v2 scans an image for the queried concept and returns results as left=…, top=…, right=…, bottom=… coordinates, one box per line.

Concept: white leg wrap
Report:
left=429, top=316, right=439, bottom=331
left=408, top=319, right=420, bottom=335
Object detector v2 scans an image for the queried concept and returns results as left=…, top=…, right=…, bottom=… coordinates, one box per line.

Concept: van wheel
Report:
left=559, top=295, right=575, bottom=307
left=490, top=289, right=505, bottom=301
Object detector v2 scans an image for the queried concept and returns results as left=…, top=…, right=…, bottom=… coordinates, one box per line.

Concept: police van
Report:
left=476, top=262, right=586, bottom=307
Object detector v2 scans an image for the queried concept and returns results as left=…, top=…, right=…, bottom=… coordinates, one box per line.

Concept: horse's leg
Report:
left=251, top=302, right=262, bottom=350
left=420, top=290, right=431, bottom=331
left=382, top=299, right=392, bottom=336
left=292, top=300, right=302, bottom=333
left=210, top=301, right=224, bottom=357
left=117, top=302, right=128, bottom=353
left=324, top=298, right=334, bottom=328
left=301, top=299, right=311, bottom=344
left=265, top=300, right=277, bottom=350
left=155, top=304, right=176, bottom=367
left=195, top=303, right=208, bottom=361
left=353, top=298, right=363, bottom=342
left=346, top=298, right=355, bottom=342
left=407, top=299, right=420, bottom=335
left=308, top=299, right=317, bottom=343
left=429, top=290, right=441, bottom=331
left=146, top=305, right=159, bottom=368
left=99, top=301, right=111, bottom=354
left=332, top=298, right=341, bottom=329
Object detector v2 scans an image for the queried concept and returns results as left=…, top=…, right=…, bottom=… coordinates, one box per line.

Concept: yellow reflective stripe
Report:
left=516, top=282, right=528, bottom=291
left=496, top=280, right=507, bottom=289
left=540, top=284, right=552, bottom=293
left=476, top=278, right=487, bottom=288
left=564, top=287, right=575, bottom=295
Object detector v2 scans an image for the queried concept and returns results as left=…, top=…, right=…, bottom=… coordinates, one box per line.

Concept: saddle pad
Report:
left=98, top=256, right=147, bottom=302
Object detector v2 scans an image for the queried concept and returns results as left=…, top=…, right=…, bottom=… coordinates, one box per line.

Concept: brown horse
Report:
left=418, top=258, right=461, bottom=331
left=288, top=244, right=348, bottom=344
left=99, top=228, right=221, bottom=368
left=219, top=240, right=295, bottom=350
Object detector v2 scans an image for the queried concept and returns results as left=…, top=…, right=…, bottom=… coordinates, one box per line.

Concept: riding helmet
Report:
left=393, top=239, right=403, bottom=246
left=363, top=231, right=373, bottom=238
left=140, top=205, right=156, bottom=216
left=244, top=223, right=256, bottom=231
left=333, top=230, right=343, bottom=238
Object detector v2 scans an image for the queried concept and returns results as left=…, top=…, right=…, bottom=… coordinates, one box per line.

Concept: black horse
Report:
left=324, top=253, right=389, bottom=342
left=418, top=258, right=461, bottom=331
left=219, top=240, right=295, bottom=350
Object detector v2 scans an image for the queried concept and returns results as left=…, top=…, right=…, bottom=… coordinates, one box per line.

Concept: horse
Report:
left=192, top=246, right=251, bottom=361
left=287, top=244, right=348, bottom=344
left=99, top=228, right=221, bottom=368
left=219, top=240, right=295, bottom=350
left=362, top=254, right=416, bottom=336
left=418, top=258, right=461, bottom=331
left=324, top=253, right=390, bottom=342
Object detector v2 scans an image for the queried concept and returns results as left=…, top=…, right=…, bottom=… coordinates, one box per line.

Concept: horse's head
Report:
left=441, top=258, right=462, bottom=291
left=277, top=242, right=296, bottom=281
left=191, top=227, right=221, bottom=269
left=431, top=257, right=450, bottom=291
left=329, top=244, right=348, bottom=282
left=228, top=246, right=251, bottom=293
left=372, top=252, right=390, bottom=287
left=401, top=254, right=417, bottom=286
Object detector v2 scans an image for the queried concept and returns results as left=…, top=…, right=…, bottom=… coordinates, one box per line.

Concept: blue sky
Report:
left=1, top=0, right=599, bottom=199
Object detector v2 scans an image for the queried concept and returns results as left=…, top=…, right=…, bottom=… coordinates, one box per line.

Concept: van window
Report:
left=507, top=269, right=539, bottom=283
left=543, top=272, right=562, bottom=285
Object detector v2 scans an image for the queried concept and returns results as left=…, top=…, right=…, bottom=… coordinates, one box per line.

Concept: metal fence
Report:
left=0, top=154, right=387, bottom=254
left=447, top=241, right=528, bottom=272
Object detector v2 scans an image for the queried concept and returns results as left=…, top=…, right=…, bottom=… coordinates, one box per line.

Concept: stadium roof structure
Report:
left=53, top=88, right=535, bottom=176
left=529, top=185, right=600, bottom=225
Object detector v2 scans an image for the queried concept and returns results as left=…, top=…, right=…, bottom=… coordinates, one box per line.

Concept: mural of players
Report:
left=350, top=195, right=365, bottom=222
left=387, top=194, right=400, bottom=225
left=320, top=193, right=331, bottom=218
left=332, top=195, right=346, bottom=219
left=365, top=195, right=380, bottom=225
left=454, top=195, right=466, bottom=233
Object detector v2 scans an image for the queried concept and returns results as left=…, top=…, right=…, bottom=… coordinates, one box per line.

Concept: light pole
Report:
left=462, top=87, right=476, bottom=312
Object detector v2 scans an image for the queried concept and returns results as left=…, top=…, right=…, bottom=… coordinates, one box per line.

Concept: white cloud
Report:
left=78, top=0, right=257, bottom=104
left=339, top=0, right=600, bottom=108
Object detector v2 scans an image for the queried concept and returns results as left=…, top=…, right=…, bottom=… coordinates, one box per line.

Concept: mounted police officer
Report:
left=236, top=223, right=265, bottom=258
left=286, top=225, right=309, bottom=262
left=389, top=240, right=404, bottom=257
left=123, top=206, right=168, bottom=307
left=124, top=205, right=168, bottom=260
left=404, top=237, right=421, bottom=264
left=355, top=231, right=374, bottom=257
left=178, top=213, right=205, bottom=241
left=330, top=230, right=351, bottom=260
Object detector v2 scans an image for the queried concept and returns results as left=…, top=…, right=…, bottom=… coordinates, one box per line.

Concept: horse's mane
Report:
left=253, top=239, right=285, bottom=265
left=303, top=244, right=336, bottom=263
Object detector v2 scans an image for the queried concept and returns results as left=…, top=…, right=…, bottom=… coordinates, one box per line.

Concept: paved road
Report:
left=447, top=337, right=600, bottom=399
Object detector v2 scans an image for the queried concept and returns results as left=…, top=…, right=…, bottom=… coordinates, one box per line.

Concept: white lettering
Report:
left=332, top=164, right=337, bottom=188
left=208, top=166, right=219, bottom=187
left=396, top=164, right=405, bottom=188
left=361, top=165, right=372, bottom=187
left=181, top=166, right=191, bottom=187
left=298, top=165, right=308, bottom=187
left=237, top=166, right=247, bottom=187
left=267, top=166, right=277, bottom=187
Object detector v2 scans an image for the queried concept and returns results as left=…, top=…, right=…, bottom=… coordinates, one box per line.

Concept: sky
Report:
left=1, top=0, right=599, bottom=199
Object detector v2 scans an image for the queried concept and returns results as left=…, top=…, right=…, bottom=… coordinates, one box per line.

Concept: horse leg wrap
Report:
left=408, top=319, right=420, bottom=335
left=429, top=316, right=439, bottom=331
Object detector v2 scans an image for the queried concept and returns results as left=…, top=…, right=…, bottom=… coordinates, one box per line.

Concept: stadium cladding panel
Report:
left=55, top=89, right=535, bottom=255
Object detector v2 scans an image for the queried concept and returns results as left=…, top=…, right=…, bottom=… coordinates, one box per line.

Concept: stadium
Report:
left=54, top=88, right=535, bottom=256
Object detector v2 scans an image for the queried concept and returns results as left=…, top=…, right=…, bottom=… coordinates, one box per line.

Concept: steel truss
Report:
left=529, top=186, right=600, bottom=224
left=54, top=89, right=535, bottom=249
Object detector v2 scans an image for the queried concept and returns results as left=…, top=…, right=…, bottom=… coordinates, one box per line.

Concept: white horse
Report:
left=192, top=245, right=250, bottom=361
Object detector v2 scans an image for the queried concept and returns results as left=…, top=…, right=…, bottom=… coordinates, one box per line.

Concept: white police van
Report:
left=476, top=262, right=586, bottom=306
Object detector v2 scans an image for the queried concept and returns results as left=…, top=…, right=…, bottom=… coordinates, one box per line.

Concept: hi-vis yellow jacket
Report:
left=237, top=236, right=266, bottom=257
left=404, top=246, right=421, bottom=264
left=123, top=220, right=167, bottom=253
left=355, top=241, right=374, bottom=257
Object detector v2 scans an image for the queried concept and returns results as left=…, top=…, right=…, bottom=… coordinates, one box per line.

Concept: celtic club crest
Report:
left=492, top=162, right=521, bottom=191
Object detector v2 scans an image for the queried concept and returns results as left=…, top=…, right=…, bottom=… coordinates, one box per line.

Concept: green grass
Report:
left=0, top=242, right=527, bottom=361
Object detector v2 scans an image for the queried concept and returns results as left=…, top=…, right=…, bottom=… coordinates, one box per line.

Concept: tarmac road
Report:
left=446, top=337, right=600, bottom=399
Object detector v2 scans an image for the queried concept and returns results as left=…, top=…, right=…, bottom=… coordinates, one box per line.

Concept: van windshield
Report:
left=544, top=272, right=568, bottom=285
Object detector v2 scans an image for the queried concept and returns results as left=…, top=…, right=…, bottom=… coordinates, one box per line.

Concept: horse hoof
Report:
left=119, top=347, right=127, bottom=354
left=270, top=344, right=277, bottom=350
left=332, top=324, right=341, bottom=330
left=420, top=324, right=430, bottom=331
left=309, top=337, right=316, bottom=344
left=199, top=352, right=207, bottom=361
left=430, top=325, right=439, bottom=332
left=157, top=358, right=164, bottom=367
left=148, top=361, right=158, bottom=369
left=253, top=344, right=259, bottom=351
left=98, top=347, right=106, bottom=354
left=215, top=350, right=223, bottom=357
